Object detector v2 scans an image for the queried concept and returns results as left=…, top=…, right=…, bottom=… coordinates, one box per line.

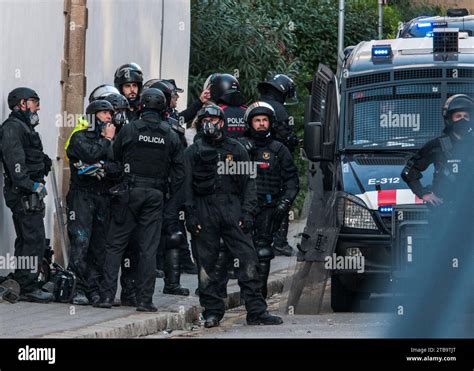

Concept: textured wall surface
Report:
left=0, top=0, right=190, bottom=270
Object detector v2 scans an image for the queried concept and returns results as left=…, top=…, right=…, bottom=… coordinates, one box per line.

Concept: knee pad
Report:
left=166, top=231, right=186, bottom=250
left=256, top=242, right=274, bottom=262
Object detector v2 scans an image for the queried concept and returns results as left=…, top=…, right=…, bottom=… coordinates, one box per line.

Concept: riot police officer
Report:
left=240, top=102, right=299, bottom=298
left=402, top=94, right=474, bottom=204
left=1, top=87, right=53, bottom=303
left=204, top=73, right=247, bottom=138
left=183, top=104, right=283, bottom=327
left=143, top=80, right=197, bottom=285
left=96, top=88, right=185, bottom=312
left=399, top=94, right=474, bottom=337
left=66, top=99, right=118, bottom=305
left=114, top=63, right=144, bottom=122
left=257, top=74, right=300, bottom=257
left=103, top=93, right=130, bottom=133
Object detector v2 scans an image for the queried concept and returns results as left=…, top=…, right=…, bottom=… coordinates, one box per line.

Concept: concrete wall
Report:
left=0, top=0, right=190, bottom=271
left=0, top=0, right=65, bottom=270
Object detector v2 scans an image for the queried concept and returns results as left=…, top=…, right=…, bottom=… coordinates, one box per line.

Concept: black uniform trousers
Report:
left=193, top=194, right=267, bottom=320
left=7, top=195, right=46, bottom=293
left=101, top=187, right=164, bottom=303
left=67, top=188, right=110, bottom=295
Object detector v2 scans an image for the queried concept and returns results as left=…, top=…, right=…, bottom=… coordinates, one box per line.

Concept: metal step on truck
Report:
left=299, top=27, right=474, bottom=312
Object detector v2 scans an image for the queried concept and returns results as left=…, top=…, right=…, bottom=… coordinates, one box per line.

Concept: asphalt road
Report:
left=145, top=286, right=395, bottom=339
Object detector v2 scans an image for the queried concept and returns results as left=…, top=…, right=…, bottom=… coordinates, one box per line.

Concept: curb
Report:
left=41, top=267, right=294, bottom=338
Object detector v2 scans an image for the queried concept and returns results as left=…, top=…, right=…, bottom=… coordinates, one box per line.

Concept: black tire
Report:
left=330, top=274, right=366, bottom=312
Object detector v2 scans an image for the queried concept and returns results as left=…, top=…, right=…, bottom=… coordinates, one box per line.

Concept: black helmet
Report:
left=8, top=87, right=40, bottom=109
left=102, top=94, right=130, bottom=128
left=163, top=79, right=184, bottom=93
left=102, top=93, right=130, bottom=111
left=442, top=94, right=474, bottom=123
left=114, top=62, right=144, bottom=92
left=204, top=73, right=244, bottom=106
left=88, top=84, right=121, bottom=103
left=140, top=88, right=166, bottom=112
left=245, top=101, right=276, bottom=140
left=197, top=104, right=225, bottom=138
left=86, top=99, right=115, bottom=115
left=257, top=74, right=297, bottom=105
left=197, top=104, right=225, bottom=122
left=147, top=80, right=175, bottom=107
left=142, top=79, right=160, bottom=91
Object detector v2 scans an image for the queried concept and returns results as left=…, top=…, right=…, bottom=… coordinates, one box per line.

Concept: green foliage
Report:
left=189, top=0, right=441, bottom=213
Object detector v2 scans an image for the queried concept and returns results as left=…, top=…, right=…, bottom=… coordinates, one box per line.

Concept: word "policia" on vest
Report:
left=139, top=135, right=165, bottom=144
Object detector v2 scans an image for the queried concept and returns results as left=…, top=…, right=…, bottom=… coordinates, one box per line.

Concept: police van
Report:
left=301, top=29, right=474, bottom=312
left=397, top=8, right=473, bottom=38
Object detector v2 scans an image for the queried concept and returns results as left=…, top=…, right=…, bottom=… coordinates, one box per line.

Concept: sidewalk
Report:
left=0, top=220, right=305, bottom=338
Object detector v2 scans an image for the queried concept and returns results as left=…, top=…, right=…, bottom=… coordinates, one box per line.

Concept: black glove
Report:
left=239, top=213, right=254, bottom=234
left=185, top=214, right=201, bottom=236
left=274, top=199, right=291, bottom=225
left=43, top=155, right=52, bottom=175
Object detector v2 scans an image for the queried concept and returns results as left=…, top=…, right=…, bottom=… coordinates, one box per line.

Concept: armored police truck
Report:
left=301, top=29, right=474, bottom=312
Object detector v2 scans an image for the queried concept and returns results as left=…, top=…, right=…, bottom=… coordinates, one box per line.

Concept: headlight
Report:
left=338, top=197, right=378, bottom=230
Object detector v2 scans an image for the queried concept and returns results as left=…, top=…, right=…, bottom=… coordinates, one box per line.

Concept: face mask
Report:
left=94, top=117, right=108, bottom=132
left=251, top=126, right=271, bottom=140
left=24, top=109, right=40, bottom=127
left=113, top=111, right=129, bottom=127
left=202, top=120, right=220, bottom=138
left=452, top=118, right=472, bottom=137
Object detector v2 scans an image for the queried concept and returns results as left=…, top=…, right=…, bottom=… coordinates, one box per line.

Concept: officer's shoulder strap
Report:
left=437, top=135, right=454, bottom=155
left=219, top=104, right=228, bottom=110
left=268, top=139, right=284, bottom=155
left=8, top=116, right=31, bottom=134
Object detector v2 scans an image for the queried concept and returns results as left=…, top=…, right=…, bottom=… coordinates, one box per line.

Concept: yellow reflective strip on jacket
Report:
left=64, top=117, right=89, bottom=154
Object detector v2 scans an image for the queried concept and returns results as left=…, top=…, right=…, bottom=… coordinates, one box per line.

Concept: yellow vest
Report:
left=64, top=117, right=89, bottom=159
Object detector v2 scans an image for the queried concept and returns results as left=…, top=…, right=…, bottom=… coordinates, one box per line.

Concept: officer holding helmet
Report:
left=203, top=73, right=247, bottom=138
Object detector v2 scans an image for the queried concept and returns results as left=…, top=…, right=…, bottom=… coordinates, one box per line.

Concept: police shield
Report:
left=279, top=191, right=343, bottom=315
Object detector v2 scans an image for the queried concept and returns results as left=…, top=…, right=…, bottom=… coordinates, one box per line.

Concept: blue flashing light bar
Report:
left=372, top=45, right=393, bottom=62
left=378, top=206, right=393, bottom=214
left=417, top=22, right=432, bottom=29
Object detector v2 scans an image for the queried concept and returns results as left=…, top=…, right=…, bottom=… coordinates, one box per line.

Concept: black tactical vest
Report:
left=253, top=140, right=284, bottom=202
left=125, top=119, right=171, bottom=183
left=192, top=138, right=242, bottom=195
left=9, top=117, right=45, bottom=177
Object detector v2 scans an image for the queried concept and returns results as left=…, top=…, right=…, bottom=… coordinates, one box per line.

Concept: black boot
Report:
left=247, top=311, right=283, bottom=326
left=204, top=314, right=220, bottom=328
left=93, top=297, right=113, bottom=309
left=163, top=249, right=190, bottom=296
left=258, top=261, right=271, bottom=299
left=136, top=302, right=158, bottom=312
